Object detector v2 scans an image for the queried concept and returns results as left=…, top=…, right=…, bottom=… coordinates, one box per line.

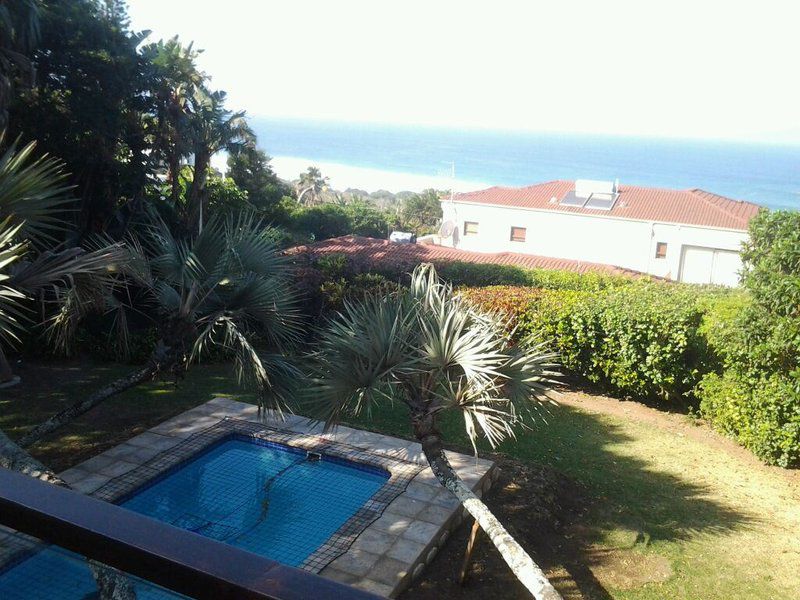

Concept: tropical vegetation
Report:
left=0, top=2, right=797, bottom=600
left=696, top=209, right=800, bottom=466
left=307, top=263, right=562, bottom=598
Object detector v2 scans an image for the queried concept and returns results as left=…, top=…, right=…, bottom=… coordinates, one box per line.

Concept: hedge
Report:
left=434, top=261, right=636, bottom=291
left=302, top=253, right=638, bottom=292
left=696, top=210, right=800, bottom=467
left=462, top=283, right=710, bottom=403
left=697, top=371, right=800, bottom=468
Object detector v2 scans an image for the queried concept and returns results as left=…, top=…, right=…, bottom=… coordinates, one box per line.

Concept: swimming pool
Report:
left=0, top=434, right=390, bottom=599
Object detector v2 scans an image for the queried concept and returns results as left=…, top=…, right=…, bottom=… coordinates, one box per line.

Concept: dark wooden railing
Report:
left=0, top=468, right=382, bottom=600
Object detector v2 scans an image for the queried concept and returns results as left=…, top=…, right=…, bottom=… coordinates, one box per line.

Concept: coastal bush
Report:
left=374, top=260, right=636, bottom=291
left=696, top=210, right=800, bottom=467
left=698, top=371, right=800, bottom=467
left=463, top=283, right=709, bottom=402
left=286, top=201, right=390, bottom=241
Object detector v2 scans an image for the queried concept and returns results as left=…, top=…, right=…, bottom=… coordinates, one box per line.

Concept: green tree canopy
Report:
left=227, top=144, right=291, bottom=217
left=8, top=0, right=150, bottom=236
left=400, top=188, right=443, bottom=235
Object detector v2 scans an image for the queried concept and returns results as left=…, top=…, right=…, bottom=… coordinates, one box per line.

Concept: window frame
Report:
left=655, top=241, right=668, bottom=259
left=463, top=221, right=479, bottom=236
left=510, top=226, right=527, bottom=242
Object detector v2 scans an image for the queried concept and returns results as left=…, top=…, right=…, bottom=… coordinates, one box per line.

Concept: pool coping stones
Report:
left=57, top=397, right=497, bottom=598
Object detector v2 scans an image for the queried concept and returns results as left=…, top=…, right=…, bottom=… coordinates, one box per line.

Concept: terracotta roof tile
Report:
left=451, top=180, right=760, bottom=230
left=287, top=236, right=642, bottom=277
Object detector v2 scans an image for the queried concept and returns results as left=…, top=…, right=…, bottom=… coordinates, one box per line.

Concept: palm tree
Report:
left=0, top=0, right=40, bottom=128
left=0, top=136, right=134, bottom=597
left=307, top=263, right=563, bottom=600
left=19, top=210, right=302, bottom=447
left=0, top=136, right=124, bottom=386
left=141, top=36, right=205, bottom=208
left=296, top=166, right=328, bottom=205
left=185, top=87, right=254, bottom=234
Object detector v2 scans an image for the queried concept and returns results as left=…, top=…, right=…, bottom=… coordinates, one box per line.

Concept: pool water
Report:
left=0, top=436, right=389, bottom=599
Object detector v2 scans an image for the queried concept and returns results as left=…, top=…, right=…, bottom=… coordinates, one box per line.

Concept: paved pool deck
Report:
left=57, top=398, right=498, bottom=598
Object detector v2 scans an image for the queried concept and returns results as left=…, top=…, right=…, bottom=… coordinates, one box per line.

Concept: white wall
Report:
left=440, top=201, right=749, bottom=285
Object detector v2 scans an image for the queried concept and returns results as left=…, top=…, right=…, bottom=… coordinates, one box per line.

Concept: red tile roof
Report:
left=287, top=236, right=642, bottom=276
left=451, top=181, right=761, bottom=230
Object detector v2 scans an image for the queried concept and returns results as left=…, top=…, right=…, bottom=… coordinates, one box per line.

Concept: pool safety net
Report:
left=0, top=528, right=184, bottom=599
left=92, top=418, right=425, bottom=573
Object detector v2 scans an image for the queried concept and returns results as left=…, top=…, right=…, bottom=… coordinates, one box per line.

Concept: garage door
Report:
left=679, top=246, right=742, bottom=286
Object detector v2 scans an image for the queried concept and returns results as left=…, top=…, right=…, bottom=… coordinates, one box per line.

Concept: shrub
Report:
left=464, top=283, right=709, bottom=402
left=540, top=285, right=708, bottom=401
left=459, top=286, right=544, bottom=318
left=696, top=210, right=800, bottom=466
left=285, top=201, right=390, bottom=241
left=377, top=260, right=636, bottom=291
left=698, top=371, right=800, bottom=467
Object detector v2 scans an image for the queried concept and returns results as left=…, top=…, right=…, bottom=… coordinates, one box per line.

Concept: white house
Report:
left=437, top=179, right=761, bottom=286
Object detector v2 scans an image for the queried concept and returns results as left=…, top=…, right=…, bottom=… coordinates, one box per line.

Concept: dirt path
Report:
left=558, top=389, right=800, bottom=489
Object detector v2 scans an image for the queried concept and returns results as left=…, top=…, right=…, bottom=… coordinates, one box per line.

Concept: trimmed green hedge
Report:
left=695, top=210, right=800, bottom=467
left=434, top=261, right=635, bottom=291
left=463, top=284, right=709, bottom=402
left=697, top=371, right=800, bottom=467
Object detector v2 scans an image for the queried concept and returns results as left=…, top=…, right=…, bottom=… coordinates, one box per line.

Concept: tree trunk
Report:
left=187, top=151, right=210, bottom=234
left=0, top=429, right=136, bottom=599
left=297, top=186, right=313, bottom=205
left=413, top=415, right=562, bottom=600
left=169, top=153, right=182, bottom=210
left=18, top=364, right=157, bottom=449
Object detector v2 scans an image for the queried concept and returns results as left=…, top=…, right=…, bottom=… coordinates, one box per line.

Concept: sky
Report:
left=127, top=0, right=800, bottom=144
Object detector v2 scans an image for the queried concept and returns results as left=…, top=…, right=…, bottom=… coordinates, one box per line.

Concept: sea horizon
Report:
left=252, top=117, right=800, bottom=210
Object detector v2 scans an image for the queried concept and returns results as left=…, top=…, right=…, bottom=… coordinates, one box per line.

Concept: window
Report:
left=464, top=221, right=479, bottom=236
left=510, top=226, right=526, bottom=242
left=655, top=242, right=668, bottom=259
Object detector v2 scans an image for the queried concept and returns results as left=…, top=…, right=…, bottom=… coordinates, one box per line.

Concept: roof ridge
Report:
left=686, top=188, right=754, bottom=225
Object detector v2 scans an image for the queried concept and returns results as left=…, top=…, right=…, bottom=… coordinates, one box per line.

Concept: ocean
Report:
left=251, top=117, right=800, bottom=210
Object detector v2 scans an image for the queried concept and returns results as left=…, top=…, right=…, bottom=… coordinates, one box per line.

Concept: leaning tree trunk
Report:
left=0, top=429, right=136, bottom=599
left=17, top=363, right=157, bottom=449
left=414, top=416, right=562, bottom=600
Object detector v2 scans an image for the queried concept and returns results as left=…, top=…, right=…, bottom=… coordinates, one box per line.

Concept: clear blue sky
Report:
left=128, top=0, right=800, bottom=144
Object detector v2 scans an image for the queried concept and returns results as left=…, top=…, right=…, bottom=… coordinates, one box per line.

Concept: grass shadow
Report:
left=346, top=399, right=756, bottom=599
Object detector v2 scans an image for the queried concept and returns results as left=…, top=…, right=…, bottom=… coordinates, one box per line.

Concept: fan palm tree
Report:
left=296, top=166, right=328, bottom=205
left=185, top=87, right=254, bottom=233
left=307, top=263, right=562, bottom=600
left=0, top=136, right=134, bottom=597
left=19, top=210, right=303, bottom=447
left=0, top=136, right=124, bottom=385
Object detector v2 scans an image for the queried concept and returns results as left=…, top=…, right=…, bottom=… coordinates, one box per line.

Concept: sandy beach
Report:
left=269, top=155, right=489, bottom=194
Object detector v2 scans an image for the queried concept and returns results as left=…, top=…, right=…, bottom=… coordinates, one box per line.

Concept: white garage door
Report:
left=679, top=246, right=742, bottom=286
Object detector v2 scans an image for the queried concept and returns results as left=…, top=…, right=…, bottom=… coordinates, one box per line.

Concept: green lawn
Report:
left=3, top=359, right=798, bottom=599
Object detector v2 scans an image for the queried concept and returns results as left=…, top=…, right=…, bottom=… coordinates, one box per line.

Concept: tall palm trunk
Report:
left=187, top=150, right=210, bottom=233
left=0, top=429, right=136, bottom=599
left=413, top=414, right=562, bottom=600
left=17, top=363, right=157, bottom=449
left=169, top=152, right=182, bottom=209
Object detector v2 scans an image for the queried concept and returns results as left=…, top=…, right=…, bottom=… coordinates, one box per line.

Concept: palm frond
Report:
left=305, top=291, right=418, bottom=428
left=190, top=315, right=300, bottom=414
left=311, top=262, right=562, bottom=448
left=0, top=136, right=75, bottom=245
